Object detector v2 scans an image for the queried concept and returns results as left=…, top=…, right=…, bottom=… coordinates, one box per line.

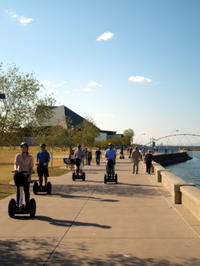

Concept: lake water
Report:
left=167, top=151, right=200, bottom=188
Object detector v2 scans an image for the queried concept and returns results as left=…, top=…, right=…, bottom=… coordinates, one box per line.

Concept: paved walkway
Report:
left=0, top=159, right=200, bottom=265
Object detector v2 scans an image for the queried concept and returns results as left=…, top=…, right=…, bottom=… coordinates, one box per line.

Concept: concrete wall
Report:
left=41, top=106, right=67, bottom=128
left=152, top=162, right=200, bottom=221
left=181, top=186, right=200, bottom=222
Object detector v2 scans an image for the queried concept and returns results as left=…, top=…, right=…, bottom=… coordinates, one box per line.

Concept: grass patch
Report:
left=0, top=184, right=16, bottom=200
left=49, top=167, right=70, bottom=177
left=0, top=146, right=71, bottom=200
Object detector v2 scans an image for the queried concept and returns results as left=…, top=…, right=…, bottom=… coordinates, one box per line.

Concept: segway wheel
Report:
left=115, top=174, right=118, bottom=184
left=47, top=182, right=52, bottom=194
left=72, top=172, right=76, bottom=181
left=104, top=174, right=107, bottom=184
left=30, top=199, right=36, bottom=218
left=33, top=181, right=39, bottom=195
left=8, top=198, right=16, bottom=218
left=82, top=172, right=86, bottom=181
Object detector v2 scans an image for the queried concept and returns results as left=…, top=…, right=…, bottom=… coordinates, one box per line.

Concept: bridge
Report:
left=138, top=133, right=200, bottom=149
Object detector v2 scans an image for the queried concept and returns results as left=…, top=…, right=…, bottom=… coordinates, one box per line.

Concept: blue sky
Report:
left=1, top=0, right=200, bottom=143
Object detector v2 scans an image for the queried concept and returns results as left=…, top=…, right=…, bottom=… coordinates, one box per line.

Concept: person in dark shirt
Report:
left=145, top=150, right=153, bottom=174
left=37, top=144, right=50, bottom=186
left=95, top=148, right=101, bottom=165
left=87, top=150, right=92, bottom=165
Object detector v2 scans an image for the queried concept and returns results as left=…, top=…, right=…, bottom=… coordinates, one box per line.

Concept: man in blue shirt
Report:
left=37, top=144, right=50, bottom=187
left=105, top=143, right=116, bottom=174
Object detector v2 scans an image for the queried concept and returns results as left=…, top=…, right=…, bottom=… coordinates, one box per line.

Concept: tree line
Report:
left=0, top=63, right=134, bottom=148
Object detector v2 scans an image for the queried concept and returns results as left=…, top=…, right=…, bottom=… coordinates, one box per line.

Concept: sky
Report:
left=1, top=0, right=200, bottom=144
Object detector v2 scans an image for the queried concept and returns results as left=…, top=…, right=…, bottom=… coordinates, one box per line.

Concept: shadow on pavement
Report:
left=52, top=183, right=168, bottom=198
left=50, top=192, right=119, bottom=202
left=0, top=239, right=199, bottom=266
left=35, top=216, right=111, bottom=229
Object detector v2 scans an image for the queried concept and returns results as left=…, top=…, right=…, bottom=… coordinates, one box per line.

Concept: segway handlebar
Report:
left=12, top=170, right=35, bottom=174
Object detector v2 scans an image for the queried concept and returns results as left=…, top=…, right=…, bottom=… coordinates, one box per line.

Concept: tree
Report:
left=72, top=118, right=100, bottom=147
left=0, top=63, right=54, bottom=144
left=122, top=128, right=135, bottom=146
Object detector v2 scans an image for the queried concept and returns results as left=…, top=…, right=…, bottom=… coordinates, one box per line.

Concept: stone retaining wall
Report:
left=153, top=152, right=192, bottom=167
left=152, top=162, right=200, bottom=221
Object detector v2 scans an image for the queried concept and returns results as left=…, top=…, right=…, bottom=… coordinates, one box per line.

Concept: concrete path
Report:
left=0, top=159, right=200, bottom=265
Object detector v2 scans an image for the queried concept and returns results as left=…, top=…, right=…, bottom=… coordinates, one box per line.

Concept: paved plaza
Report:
left=0, top=159, right=200, bottom=265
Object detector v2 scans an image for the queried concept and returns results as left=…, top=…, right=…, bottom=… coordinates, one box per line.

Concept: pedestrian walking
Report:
left=87, top=150, right=92, bottom=165
left=145, top=150, right=153, bottom=174
left=141, top=148, right=146, bottom=161
left=129, top=146, right=133, bottom=158
left=84, top=148, right=88, bottom=165
left=95, top=147, right=101, bottom=165
left=69, top=149, right=75, bottom=171
left=131, top=147, right=142, bottom=174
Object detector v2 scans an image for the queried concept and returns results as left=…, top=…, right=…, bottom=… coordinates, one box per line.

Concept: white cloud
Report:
left=5, top=10, right=33, bottom=26
left=96, top=32, right=114, bottom=41
left=19, top=17, right=33, bottom=26
left=54, top=81, right=68, bottom=87
left=5, top=10, right=18, bottom=18
left=129, top=76, right=152, bottom=83
left=88, top=81, right=103, bottom=87
left=40, top=80, right=68, bottom=88
left=83, top=87, right=92, bottom=93
left=64, top=90, right=71, bottom=94
left=11, top=14, right=17, bottom=19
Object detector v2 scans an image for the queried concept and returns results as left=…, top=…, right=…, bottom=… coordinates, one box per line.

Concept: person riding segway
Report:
left=104, top=143, right=118, bottom=184
left=72, top=144, right=86, bottom=181
left=33, top=144, right=51, bottom=194
left=8, top=142, right=36, bottom=218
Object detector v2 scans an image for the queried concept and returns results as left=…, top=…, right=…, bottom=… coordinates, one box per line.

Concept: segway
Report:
left=8, top=171, right=36, bottom=218
left=33, top=181, right=52, bottom=195
left=104, top=159, right=118, bottom=184
left=72, top=158, right=86, bottom=181
left=33, top=164, right=52, bottom=195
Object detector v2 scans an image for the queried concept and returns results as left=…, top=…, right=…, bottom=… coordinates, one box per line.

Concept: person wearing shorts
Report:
left=14, top=142, right=34, bottom=209
left=37, top=144, right=50, bottom=186
left=74, top=144, right=85, bottom=174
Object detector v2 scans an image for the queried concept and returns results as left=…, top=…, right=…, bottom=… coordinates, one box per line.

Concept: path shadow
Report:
left=85, top=168, right=130, bottom=173
left=119, top=182, right=160, bottom=188
left=52, top=183, right=168, bottom=198
left=50, top=192, right=119, bottom=202
left=35, top=215, right=111, bottom=228
left=13, top=215, right=111, bottom=229
left=0, top=239, right=199, bottom=266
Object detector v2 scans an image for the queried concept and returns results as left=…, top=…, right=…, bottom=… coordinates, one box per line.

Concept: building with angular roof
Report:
left=41, top=105, right=122, bottom=141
